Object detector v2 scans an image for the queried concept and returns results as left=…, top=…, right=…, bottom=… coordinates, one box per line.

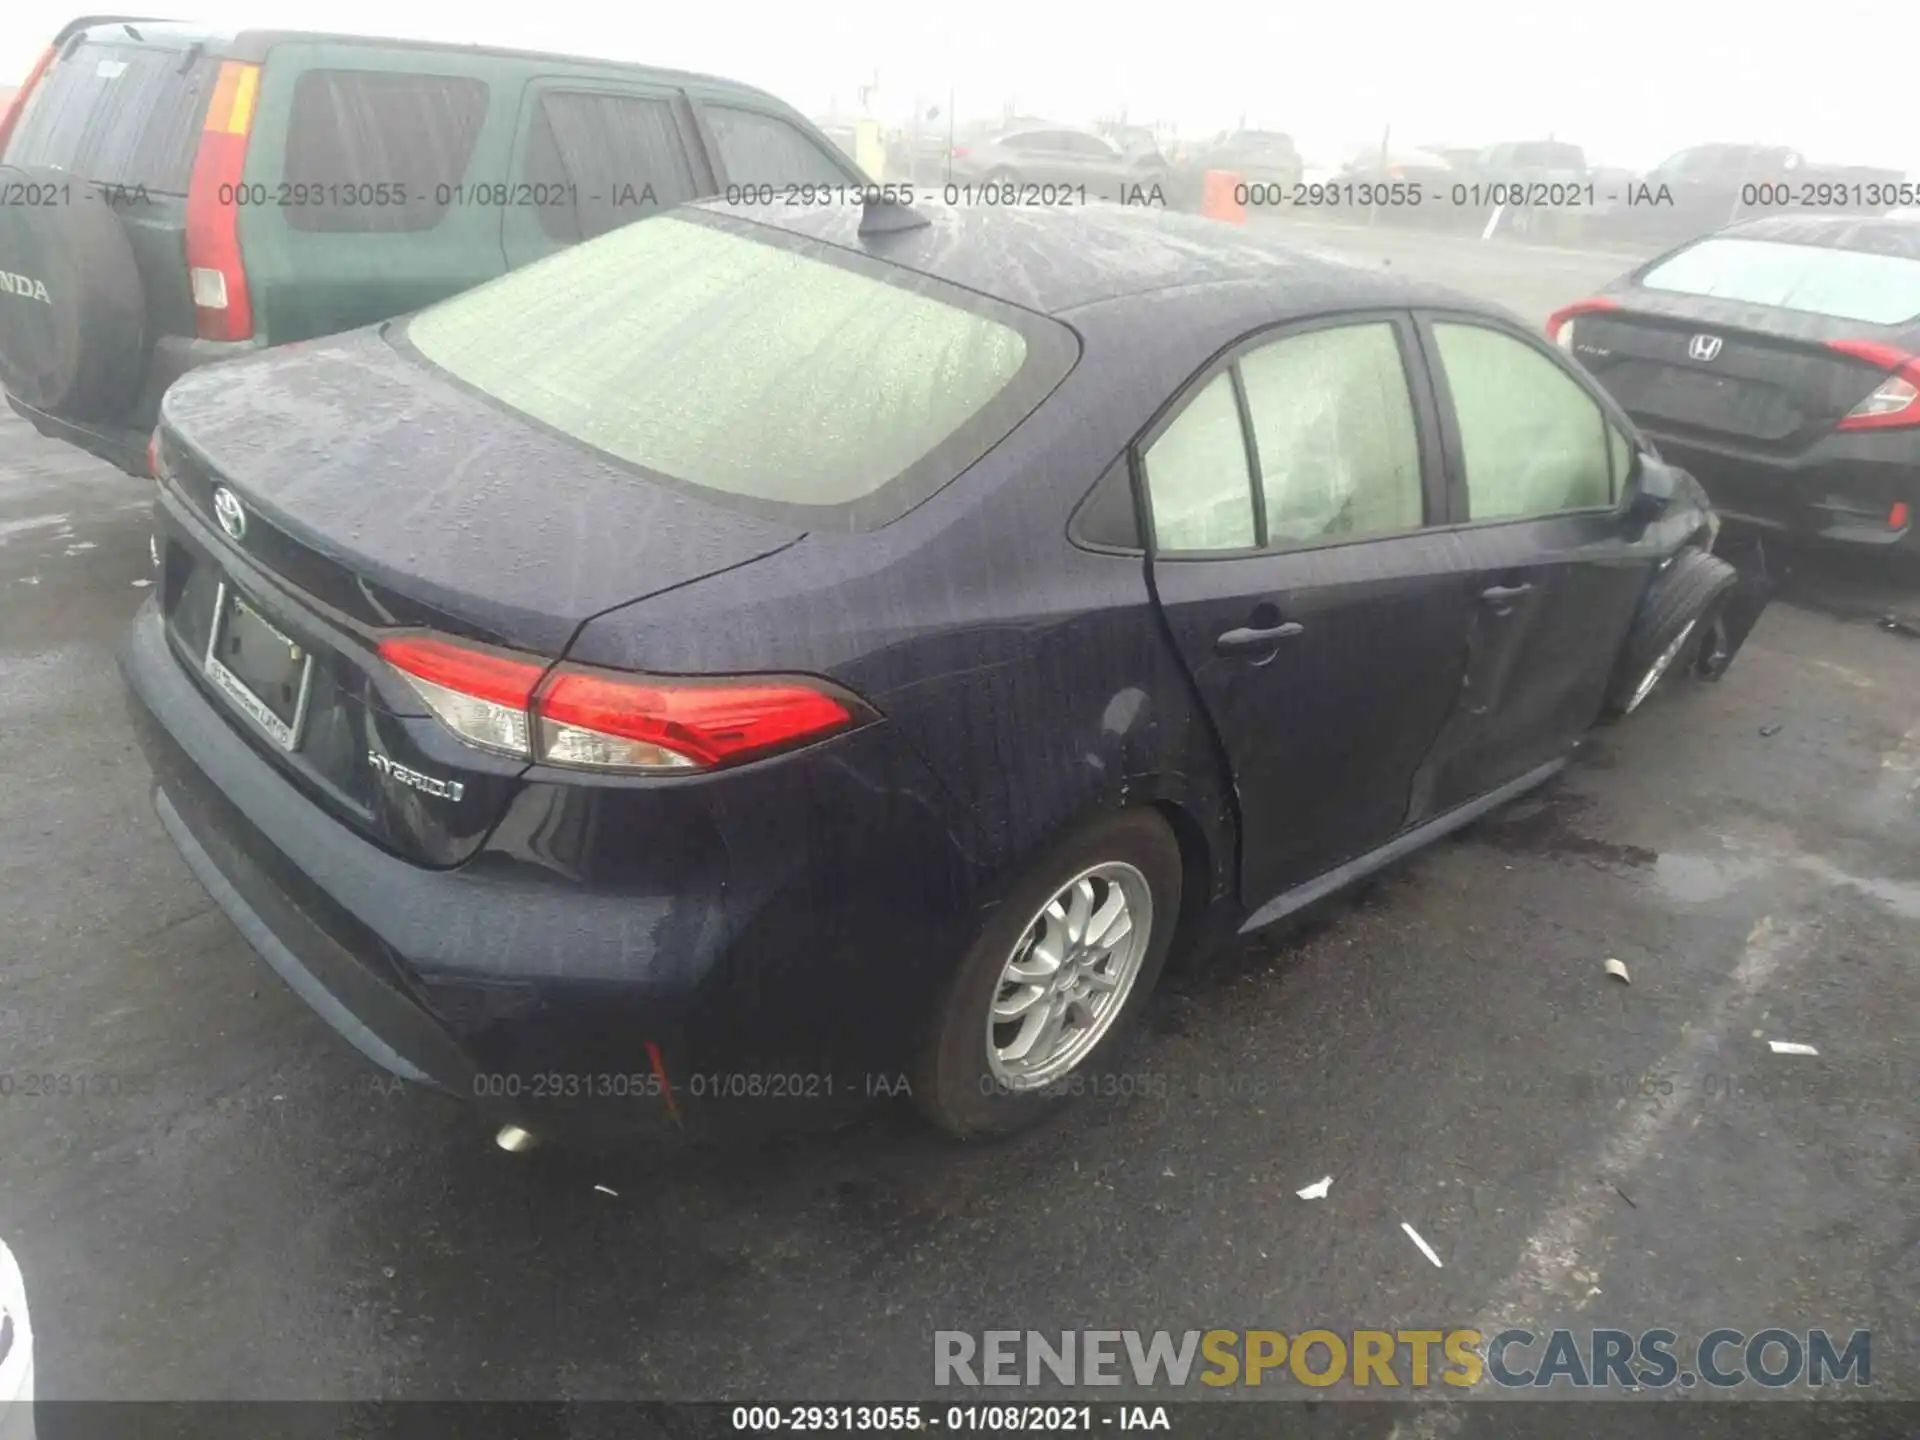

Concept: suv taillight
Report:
left=184, top=61, right=260, bottom=343
left=0, top=42, right=56, bottom=158
left=377, top=635, right=877, bottom=773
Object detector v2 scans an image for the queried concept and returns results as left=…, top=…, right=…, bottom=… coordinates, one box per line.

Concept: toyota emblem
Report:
left=213, top=486, right=248, bottom=542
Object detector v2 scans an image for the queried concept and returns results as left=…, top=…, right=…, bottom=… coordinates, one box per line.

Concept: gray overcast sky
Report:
left=5, top=0, right=1908, bottom=173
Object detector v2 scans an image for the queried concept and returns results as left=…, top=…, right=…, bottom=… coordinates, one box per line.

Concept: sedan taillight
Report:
left=1828, top=339, right=1920, bottom=431
left=378, top=635, right=874, bottom=773
left=1544, top=296, right=1622, bottom=352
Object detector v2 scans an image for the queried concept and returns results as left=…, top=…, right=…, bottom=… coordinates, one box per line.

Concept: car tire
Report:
left=0, top=163, right=149, bottom=420
left=1604, top=549, right=1739, bottom=717
left=913, top=808, right=1182, bottom=1138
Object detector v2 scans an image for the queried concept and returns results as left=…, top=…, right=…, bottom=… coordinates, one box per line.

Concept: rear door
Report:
left=501, top=81, right=709, bottom=268
left=1, top=24, right=220, bottom=390
left=1144, top=313, right=1480, bottom=906
left=688, top=98, right=858, bottom=192
left=239, top=50, right=497, bottom=341
left=1409, top=313, right=1655, bottom=818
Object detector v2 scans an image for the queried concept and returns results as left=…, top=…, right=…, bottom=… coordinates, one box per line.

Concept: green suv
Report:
left=0, top=14, right=865, bottom=476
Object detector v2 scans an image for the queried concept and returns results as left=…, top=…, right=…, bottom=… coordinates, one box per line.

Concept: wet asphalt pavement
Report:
left=1, top=218, right=1917, bottom=1429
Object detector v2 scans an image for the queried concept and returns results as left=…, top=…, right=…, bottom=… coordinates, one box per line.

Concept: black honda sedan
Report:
left=122, top=198, right=1741, bottom=1144
left=1548, top=214, right=1920, bottom=559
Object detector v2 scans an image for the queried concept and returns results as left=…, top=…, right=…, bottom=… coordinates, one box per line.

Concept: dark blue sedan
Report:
left=122, top=197, right=1744, bottom=1142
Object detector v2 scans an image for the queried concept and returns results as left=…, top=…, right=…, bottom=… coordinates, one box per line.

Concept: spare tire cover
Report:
left=0, top=164, right=148, bottom=420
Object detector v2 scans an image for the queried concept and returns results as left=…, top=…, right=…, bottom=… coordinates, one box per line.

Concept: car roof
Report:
left=63, top=16, right=780, bottom=93
left=697, top=198, right=1473, bottom=318
left=1719, top=213, right=1920, bottom=260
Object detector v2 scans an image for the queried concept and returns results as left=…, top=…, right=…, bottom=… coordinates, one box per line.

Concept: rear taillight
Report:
left=0, top=42, right=56, bottom=159
left=1545, top=296, right=1622, bottom=352
left=1891, top=501, right=1912, bottom=531
left=147, top=428, right=162, bottom=479
left=377, top=635, right=874, bottom=773
left=185, top=61, right=260, bottom=343
left=950, top=145, right=970, bottom=160
left=1829, top=339, right=1920, bottom=431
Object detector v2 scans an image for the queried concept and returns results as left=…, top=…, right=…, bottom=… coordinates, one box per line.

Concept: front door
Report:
left=1409, top=313, right=1663, bottom=818
left=1144, top=313, right=1482, bottom=906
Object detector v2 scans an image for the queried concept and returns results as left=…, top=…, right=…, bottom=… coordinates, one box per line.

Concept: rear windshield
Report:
left=404, top=212, right=1076, bottom=527
left=1641, top=237, right=1920, bottom=325
left=3, top=40, right=215, bottom=192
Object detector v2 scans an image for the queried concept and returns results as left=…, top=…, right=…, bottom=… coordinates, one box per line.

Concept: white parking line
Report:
left=1389, top=915, right=1816, bottom=1435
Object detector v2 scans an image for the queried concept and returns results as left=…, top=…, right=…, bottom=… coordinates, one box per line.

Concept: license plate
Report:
left=202, top=579, right=314, bottom=751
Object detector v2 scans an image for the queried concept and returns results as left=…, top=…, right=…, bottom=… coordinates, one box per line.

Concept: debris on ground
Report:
left=594, top=1183, right=620, bottom=1197
left=1878, top=613, right=1920, bottom=640
left=1604, top=958, right=1631, bottom=984
left=1759, top=724, right=1783, bottom=738
left=1767, top=1041, right=1819, bottom=1056
left=1401, top=1222, right=1444, bottom=1268
left=1296, top=1176, right=1333, bottom=1200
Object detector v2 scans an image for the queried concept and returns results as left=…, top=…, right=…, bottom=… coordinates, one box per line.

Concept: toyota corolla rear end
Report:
left=1549, top=220, right=1920, bottom=557
left=120, top=207, right=1069, bottom=1138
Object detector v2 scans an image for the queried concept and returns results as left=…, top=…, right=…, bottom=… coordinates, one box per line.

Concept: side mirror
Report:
left=1624, top=451, right=1675, bottom=524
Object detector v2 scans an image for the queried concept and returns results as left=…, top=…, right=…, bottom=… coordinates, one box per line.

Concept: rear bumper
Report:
left=120, top=595, right=982, bottom=1135
left=7, top=333, right=259, bottom=478
left=1643, top=427, right=1919, bottom=556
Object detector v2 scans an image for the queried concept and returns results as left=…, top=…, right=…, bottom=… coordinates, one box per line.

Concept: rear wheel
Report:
left=1604, top=549, right=1739, bottom=717
left=914, top=809, right=1181, bottom=1137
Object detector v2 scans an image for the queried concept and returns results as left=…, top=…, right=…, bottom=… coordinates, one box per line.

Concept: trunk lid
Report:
left=156, top=325, right=806, bottom=865
left=1571, top=294, right=1902, bottom=450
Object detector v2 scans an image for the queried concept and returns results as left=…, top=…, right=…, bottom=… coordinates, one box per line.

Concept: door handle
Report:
left=1215, top=621, right=1305, bottom=654
left=1480, top=582, right=1534, bottom=605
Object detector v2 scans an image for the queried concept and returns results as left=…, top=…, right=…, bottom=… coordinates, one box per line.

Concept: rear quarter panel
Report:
left=240, top=43, right=526, bottom=343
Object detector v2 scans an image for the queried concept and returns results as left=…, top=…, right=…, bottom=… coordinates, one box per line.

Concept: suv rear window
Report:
left=281, top=70, right=489, bottom=233
left=1641, top=237, right=1920, bottom=325
left=404, top=212, right=1076, bottom=527
left=3, top=40, right=215, bottom=192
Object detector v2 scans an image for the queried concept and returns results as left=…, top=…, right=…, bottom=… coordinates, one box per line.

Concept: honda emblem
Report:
left=1688, top=334, right=1724, bottom=363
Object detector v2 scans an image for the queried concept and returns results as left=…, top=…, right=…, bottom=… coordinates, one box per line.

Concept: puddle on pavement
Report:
left=1471, top=790, right=1656, bottom=869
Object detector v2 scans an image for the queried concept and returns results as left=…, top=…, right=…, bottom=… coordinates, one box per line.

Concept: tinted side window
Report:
left=1240, top=323, right=1424, bottom=545
left=1433, top=322, right=1613, bottom=520
left=524, top=92, right=699, bottom=243
left=1142, top=372, right=1256, bottom=551
left=4, top=42, right=214, bottom=191
left=703, top=105, right=848, bottom=187
left=282, top=71, right=488, bottom=234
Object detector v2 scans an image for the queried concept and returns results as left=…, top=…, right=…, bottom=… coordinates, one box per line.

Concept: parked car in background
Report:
left=945, top=121, right=1166, bottom=202
left=1173, top=129, right=1302, bottom=211
left=123, top=198, right=1748, bottom=1147
left=0, top=15, right=863, bottom=479
left=1550, top=214, right=1920, bottom=559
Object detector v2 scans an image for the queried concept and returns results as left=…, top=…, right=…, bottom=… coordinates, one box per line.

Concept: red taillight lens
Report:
left=147, top=428, right=161, bottom=479
left=185, top=61, right=260, bottom=343
left=1545, top=296, right=1622, bottom=351
left=379, top=634, right=872, bottom=772
left=0, top=43, right=57, bottom=159
left=377, top=635, right=544, bottom=758
left=950, top=145, right=970, bottom=160
left=1829, top=339, right=1920, bottom=432
left=1891, top=501, right=1912, bottom=530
